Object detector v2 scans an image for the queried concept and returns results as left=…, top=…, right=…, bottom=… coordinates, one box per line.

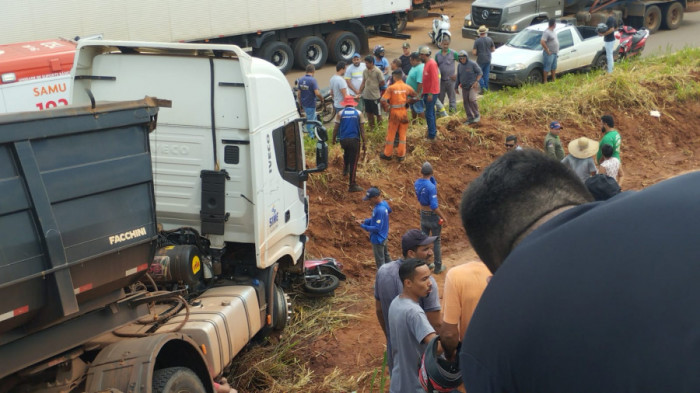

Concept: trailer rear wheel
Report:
left=644, top=5, right=662, bottom=34
left=153, top=367, right=206, bottom=393
left=294, top=36, right=328, bottom=70
left=326, top=31, right=360, bottom=63
left=661, top=2, right=683, bottom=30
left=259, top=41, right=294, bottom=74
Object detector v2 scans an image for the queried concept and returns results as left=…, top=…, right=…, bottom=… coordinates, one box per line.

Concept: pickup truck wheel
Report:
left=661, top=2, right=683, bottom=30
left=293, top=36, right=328, bottom=70
left=525, top=68, right=543, bottom=85
left=153, top=367, right=206, bottom=393
left=644, top=5, right=662, bottom=34
left=592, top=53, right=607, bottom=70
left=259, top=41, right=294, bottom=74
left=326, top=31, right=360, bottom=63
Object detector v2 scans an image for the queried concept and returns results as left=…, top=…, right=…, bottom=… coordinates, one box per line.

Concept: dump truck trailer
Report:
left=0, top=40, right=328, bottom=392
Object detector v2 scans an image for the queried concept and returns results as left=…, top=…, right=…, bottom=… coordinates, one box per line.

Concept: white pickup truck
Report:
left=488, top=22, right=616, bottom=86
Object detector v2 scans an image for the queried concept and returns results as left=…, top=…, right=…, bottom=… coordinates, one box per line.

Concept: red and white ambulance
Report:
left=0, top=39, right=75, bottom=113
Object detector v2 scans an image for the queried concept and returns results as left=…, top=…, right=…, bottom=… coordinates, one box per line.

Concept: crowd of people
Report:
left=297, top=32, right=499, bottom=195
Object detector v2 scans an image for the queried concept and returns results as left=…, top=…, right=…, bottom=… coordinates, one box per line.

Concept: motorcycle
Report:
left=428, top=14, right=451, bottom=47
left=615, top=25, right=649, bottom=59
left=293, top=81, right=336, bottom=124
left=303, top=257, right=346, bottom=294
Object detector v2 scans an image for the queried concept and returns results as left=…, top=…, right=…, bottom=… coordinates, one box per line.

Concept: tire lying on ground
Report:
left=293, top=36, right=328, bottom=70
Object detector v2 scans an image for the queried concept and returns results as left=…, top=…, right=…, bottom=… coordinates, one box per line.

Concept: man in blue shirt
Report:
left=414, top=162, right=447, bottom=273
left=296, top=65, right=323, bottom=138
left=332, top=95, right=366, bottom=193
left=357, top=187, right=392, bottom=268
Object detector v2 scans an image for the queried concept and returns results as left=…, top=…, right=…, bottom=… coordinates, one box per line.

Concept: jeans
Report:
left=604, top=40, right=615, bottom=74
left=304, top=107, right=317, bottom=138
left=340, top=138, right=360, bottom=186
left=371, top=239, right=391, bottom=269
left=479, top=63, right=490, bottom=90
left=543, top=51, right=558, bottom=72
left=423, top=94, right=437, bottom=139
left=438, top=79, right=457, bottom=112
left=420, top=211, right=442, bottom=269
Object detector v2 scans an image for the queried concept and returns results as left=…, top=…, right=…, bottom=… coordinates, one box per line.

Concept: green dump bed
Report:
left=0, top=98, right=160, bottom=338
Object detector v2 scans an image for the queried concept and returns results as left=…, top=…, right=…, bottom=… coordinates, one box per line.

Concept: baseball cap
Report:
left=352, top=52, right=361, bottom=58
left=421, top=161, right=434, bottom=175
left=402, top=229, right=437, bottom=256
left=549, top=121, right=562, bottom=130
left=363, top=187, right=381, bottom=201
left=418, top=46, right=431, bottom=55
left=402, top=42, right=411, bottom=48
left=458, top=50, right=469, bottom=58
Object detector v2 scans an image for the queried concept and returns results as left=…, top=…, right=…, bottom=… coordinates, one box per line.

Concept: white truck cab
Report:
left=72, top=40, right=328, bottom=338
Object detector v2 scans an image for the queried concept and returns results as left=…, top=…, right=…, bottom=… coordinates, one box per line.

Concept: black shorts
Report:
left=363, top=98, right=380, bottom=115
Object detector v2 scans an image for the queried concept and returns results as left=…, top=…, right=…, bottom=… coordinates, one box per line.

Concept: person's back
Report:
left=297, top=74, right=318, bottom=109
left=460, top=153, right=700, bottom=392
left=473, top=36, right=495, bottom=66
left=561, top=155, right=596, bottom=182
left=406, top=62, right=424, bottom=92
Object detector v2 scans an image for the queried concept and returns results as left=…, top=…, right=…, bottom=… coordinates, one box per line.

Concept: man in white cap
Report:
left=561, top=137, right=599, bottom=182
left=472, top=25, right=495, bottom=92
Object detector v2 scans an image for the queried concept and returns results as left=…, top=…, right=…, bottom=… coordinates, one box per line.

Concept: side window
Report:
left=272, top=121, right=304, bottom=188
left=558, top=30, right=574, bottom=50
left=283, top=122, right=300, bottom=172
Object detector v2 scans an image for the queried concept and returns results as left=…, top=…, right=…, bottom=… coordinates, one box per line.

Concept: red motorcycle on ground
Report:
left=615, top=25, right=649, bottom=59
left=303, top=257, right=346, bottom=294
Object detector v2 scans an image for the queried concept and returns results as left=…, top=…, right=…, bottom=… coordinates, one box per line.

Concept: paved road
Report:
left=286, top=1, right=699, bottom=86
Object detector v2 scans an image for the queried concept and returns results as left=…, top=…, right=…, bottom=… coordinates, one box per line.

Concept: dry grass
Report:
left=228, top=286, right=364, bottom=392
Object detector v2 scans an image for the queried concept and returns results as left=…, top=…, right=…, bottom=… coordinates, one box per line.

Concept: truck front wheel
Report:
left=662, top=2, right=683, bottom=30
left=293, top=36, right=329, bottom=70
left=644, top=5, right=662, bottom=34
left=153, top=367, right=206, bottom=393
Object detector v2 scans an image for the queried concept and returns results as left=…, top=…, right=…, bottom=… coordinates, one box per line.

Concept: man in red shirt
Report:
left=419, top=46, right=440, bottom=140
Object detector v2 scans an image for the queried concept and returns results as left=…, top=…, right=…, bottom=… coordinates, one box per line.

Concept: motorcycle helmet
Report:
left=419, top=336, right=462, bottom=392
left=373, top=45, right=385, bottom=57
left=596, top=22, right=609, bottom=34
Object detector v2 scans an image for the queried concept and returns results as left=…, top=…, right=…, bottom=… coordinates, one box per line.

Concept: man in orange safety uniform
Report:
left=380, top=69, right=419, bottom=162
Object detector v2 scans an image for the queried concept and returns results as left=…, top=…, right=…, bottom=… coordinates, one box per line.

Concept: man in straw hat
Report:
left=332, top=95, right=366, bottom=193
left=561, top=137, right=599, bottom=182
left=472, top=25, right=495, bottom=92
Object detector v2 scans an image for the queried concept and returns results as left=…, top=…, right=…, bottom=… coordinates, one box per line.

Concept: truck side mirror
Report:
left=298, top=120, right=328, bottom=181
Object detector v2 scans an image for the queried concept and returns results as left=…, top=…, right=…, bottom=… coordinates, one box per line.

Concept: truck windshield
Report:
left=507, top=30, right=544, bottom=50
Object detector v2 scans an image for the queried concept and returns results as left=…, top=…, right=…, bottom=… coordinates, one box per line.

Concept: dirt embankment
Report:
left=296, top=86, right=700, bottom=391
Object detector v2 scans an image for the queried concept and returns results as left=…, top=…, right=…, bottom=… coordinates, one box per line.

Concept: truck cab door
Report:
left=538, top=0, right=564, bottom=18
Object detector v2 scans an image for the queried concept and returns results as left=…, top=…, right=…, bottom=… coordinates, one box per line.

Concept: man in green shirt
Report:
left=597, top=114, right=621, bottom=163
left=544, top=121, right=565, bottom=160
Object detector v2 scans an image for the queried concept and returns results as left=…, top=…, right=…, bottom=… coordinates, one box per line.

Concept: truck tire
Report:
left=293, top=36, right=328, bottom=70
left=525, top=68, right=543, bottom=85
left=153, top=367, right=206, bottom=393
left=644, top=5, right=662, bottom=34
left=259, top=41, right=294, bottom=74
left=326, top=31, right=360, bottom=63
left=661, top=2, right=683, bottom=30
left=272, top=284, right=291, bottom=330
left=396, top=16, right=408, bottom=33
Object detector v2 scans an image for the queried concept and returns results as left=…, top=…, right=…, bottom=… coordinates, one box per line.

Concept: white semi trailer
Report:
left=1, top=0, right=412, bottom=73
